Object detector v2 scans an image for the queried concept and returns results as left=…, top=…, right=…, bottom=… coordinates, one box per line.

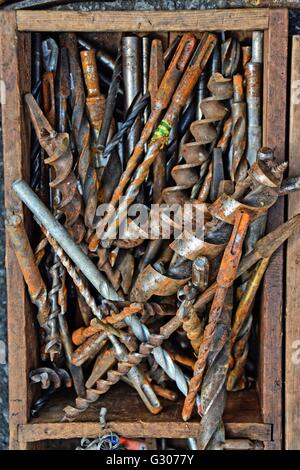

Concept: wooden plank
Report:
left=260, top=8, right=288, bottom=450
left=16, top=9, right=270, bottom=33
left=285, top=35, right=300, bottom=451
left=19, top=421, right=271, bottom=443
left=21, top=386, right=271, bottom=442
left=0, top=12, right=36, bottom=450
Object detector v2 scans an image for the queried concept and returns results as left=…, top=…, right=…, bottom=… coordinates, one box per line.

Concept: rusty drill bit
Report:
left=89, top=32, right=198, bottom=250
left=182, top=210, right=251, bottom=421
left=149, top=39, right=166, bottom=203
left=12, top=178, right=122, bottom=301
left=6, top=214, right=61, bottom=360
left=246, top=32, right=263, bottom=166
left=25, top=93, right=86, bottom=244
left=103, top=33, right=217, bottom=244
left=230, top=74, right=247, bottom=181
left=197, top=291, right=232, bottom=450
left=227, top=256, right=270, bottom=391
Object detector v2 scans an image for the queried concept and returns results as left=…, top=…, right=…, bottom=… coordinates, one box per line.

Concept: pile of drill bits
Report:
left=8, top=30, right=300, bottom=450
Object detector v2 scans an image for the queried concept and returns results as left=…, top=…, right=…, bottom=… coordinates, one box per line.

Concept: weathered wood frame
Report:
left=0, top=8, right=288, bottom=450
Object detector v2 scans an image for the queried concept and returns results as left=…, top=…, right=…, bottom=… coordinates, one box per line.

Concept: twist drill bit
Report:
left=89, top=33, right=198, bottom=250
left=25, top=93, right=86, bottom=244
left=227, top=256, right=270, bottom=391
left=122, top=35, right=143, bottom=162
left=96, top=50, right=122, bottom=169
left=103, top=33, right=217, bottom=244
left=149, top=39, right=166, bottom=203
left=12, top=178, right=122, bottom=301
left=6, top=214, right=61, bottom=361
left=31, top=33, right=43, bottom=192
left=43, top=232, right=132, bottom=344
left=48, top=253, right=86, bottom=397
left=182, top=210, right=251, bottom=421
left=80, top=48, right=107, bottom=228
left=230, top=74, right=247, bottom=181
left=197, top=290, right=232, bottom=450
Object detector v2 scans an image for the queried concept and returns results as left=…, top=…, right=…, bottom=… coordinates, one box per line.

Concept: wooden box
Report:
left=0, top=8, right=288, bottom=450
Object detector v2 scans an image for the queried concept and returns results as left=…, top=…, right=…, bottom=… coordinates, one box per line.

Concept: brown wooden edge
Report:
left=0, top=10, right=38, bottom=450
left=260, top=8, right=288, bottom=450
left=18, top=421, right=272, bottom=447
left=15, top=8, right=270, bottom=32
left=285, top=35, right=300, bottom=451
left=0, top=7, right=288, bottom=449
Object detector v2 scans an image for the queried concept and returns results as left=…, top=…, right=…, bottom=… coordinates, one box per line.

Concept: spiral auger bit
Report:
left=25, top=93, right=85, bottom=244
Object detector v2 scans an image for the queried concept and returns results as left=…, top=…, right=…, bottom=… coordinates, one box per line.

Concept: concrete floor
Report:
left=0, top=0, right=300, bottom=450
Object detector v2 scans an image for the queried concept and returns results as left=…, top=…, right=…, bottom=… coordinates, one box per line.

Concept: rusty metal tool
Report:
left=246, top=32, right=263, bottom=166
left=29, top=366, right=72, bottom=390
left=25, top=93, right=86, bottom=244
left=31, top=33, right=43, bottom=192
left=42, top=38, right=58, bottom=128
left=43, top=233, right=133, bottom=348
left=6, top=213, right=61, bottom=361
left=227, top=256, right=270, bottom=391
left=177, top=256, right=210, bottom=355
left=80, top=48, right=108, bottom=228
left=196, top=290, right=232, bottom=449
left=149, top=39, right=166, bottom=203
left=60, top=33, right=92, bottom=227
left=142, top=36, right=150, bottom=126
left=194, top=213, right=300, bottom=312
left=71, top=332, right=108, bottom=367
left=12, top=178, right=122, bottom=301
left=103, top=33, right=217, bottom=244
left=229, top=73, right=247, bottom=181
left=48, top=252, right=86, bottom=397
left=95, top=50, right=122, bottom=170
left=89, top=33, right=198, bottom=249
left=99, top=92, right=149, bottom=162
left=122, top=35, right=143, bottom=162
left=56, top=47, right=70, bottom=134
left=221, top=36, right=240, bottom=78
left=108, top=335, right=162, bottom=415
left=182, top=209, right=251, bottom=421
left=85, top=346, right=117, bottom=389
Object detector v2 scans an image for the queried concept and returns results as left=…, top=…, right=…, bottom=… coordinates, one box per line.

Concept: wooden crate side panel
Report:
left=285, top=35, right=300, bottom=450
left=0, top=12, right=37, bottom=449
left=16, top=9, right=269, bottom=32
left=260, top=8, right=288, bottom=450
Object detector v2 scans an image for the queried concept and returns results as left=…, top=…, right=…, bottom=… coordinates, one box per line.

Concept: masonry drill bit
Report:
left=246, top=32, right=263, bottom=166
left=89, top=33, right=198, bottom=250
left=12, top=178, right=122, bottom=301
left=103, top=33, right=217, bottom=244
left=25, top=93, right=86, bottom=244
left=6, top=214, right=60, bottom=360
